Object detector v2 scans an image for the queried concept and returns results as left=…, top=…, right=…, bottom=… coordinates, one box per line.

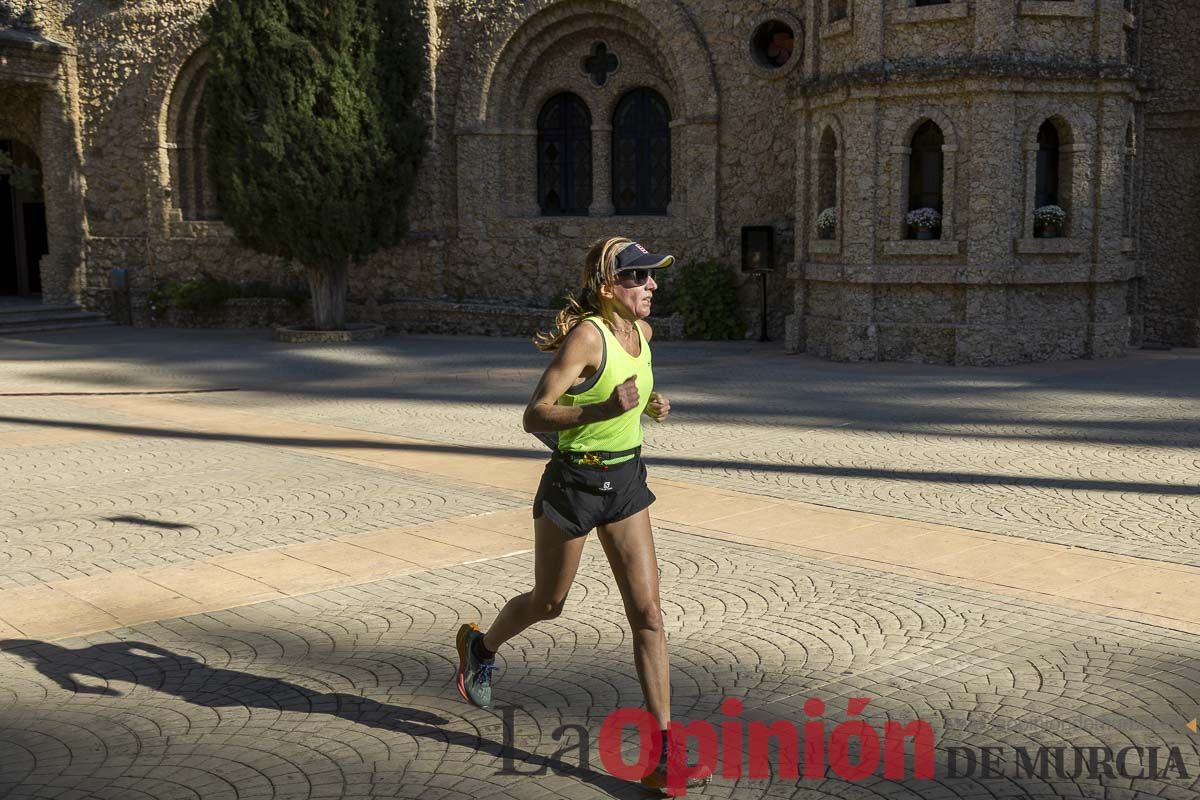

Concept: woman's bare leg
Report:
left=482, top=515, right=588, bottom=652
left=596, top=508, right=670, bottom=728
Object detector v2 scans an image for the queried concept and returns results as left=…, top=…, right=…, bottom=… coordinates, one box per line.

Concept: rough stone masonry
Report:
left=0, top=0, right=1196, bottom=363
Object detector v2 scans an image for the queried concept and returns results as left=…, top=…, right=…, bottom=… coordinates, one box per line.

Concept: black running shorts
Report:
left=532, top=456, right=656, bottom=538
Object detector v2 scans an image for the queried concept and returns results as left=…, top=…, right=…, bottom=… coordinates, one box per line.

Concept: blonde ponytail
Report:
left=533, top=236, right=632, bottom=352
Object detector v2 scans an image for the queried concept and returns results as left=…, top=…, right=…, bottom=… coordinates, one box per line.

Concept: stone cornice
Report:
left=0, top=26, right=70, bottom=86
left=0, top=26, right=70, bottom=55
left=797, top=56, right=1138, bottom=98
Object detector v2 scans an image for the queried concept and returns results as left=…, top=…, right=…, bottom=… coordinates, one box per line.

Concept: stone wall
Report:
left=784, top=0, right=1139, bottom=364
left=0, top=22, right=87, bottom=303
left=5, top=0, right=1196, bottom=361
left=1137, top=0, right=1200, bottom=347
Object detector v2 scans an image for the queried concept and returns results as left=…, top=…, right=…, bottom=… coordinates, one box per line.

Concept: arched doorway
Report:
left=0, top=139, right=47, bottom=297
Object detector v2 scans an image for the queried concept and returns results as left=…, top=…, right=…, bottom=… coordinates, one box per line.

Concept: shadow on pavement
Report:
left=0, top=638, right=644, bottom=798
left=101, top=515, right=193, bottom=530
left=3, top=414, right=1198, bottom=497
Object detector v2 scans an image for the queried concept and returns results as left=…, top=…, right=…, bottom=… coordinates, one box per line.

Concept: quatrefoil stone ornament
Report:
left=583, top=42, right=619, bottom=87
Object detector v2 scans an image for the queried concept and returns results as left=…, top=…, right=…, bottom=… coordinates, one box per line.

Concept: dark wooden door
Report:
left=1, top=139, right=46, bottom=297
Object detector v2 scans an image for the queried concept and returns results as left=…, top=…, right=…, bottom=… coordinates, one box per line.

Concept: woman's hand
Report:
left=605, top=375, right=641, bottom=417
left=645, top=391, right=670, bottom=423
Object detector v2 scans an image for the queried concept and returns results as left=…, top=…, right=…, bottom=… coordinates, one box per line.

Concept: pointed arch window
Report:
left=818, top=127, right=838, bottom=211
left=612, top=88, right=671, bottom=215
left=816, top=126, right=839, bottom=239
left=1021, top=116, right=1078, bottom=239
left=1035, top=120, right=1061, bottom=209
left=537, top=93, right=592, bottom=215
left=907, top=120, right=944, bottom=237
left=1031, top=117, right=1073, bottom=235
left=166, top=54, right=221, bottom=221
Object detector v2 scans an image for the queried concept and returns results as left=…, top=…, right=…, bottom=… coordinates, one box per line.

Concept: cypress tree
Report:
left=203, top=0, right=426, bottom=330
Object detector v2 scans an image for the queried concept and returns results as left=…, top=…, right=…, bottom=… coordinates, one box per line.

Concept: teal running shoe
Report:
left=455, top=623, right=497, bottom=708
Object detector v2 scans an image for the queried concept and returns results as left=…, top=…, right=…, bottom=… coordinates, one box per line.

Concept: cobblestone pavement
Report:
left=0, top=396, right=523, bottom=589
left=4, top=328, right=1196, bottom=566
left=2, top=532, right=1198, bottom=799
left=1, top=328, right=1199, bottom=799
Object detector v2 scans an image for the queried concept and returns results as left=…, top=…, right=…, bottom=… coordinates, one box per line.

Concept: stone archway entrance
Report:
left=0, top=139, right=47, bottom=297
left=1, top=26, right=87, bottom=307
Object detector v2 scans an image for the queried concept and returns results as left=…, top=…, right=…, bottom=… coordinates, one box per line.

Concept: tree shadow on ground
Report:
left=0, top=638, right=644, bottom=798
left=2, top=414, right=1198, bottom=497
left=5, top=328, right=1200, bottom=448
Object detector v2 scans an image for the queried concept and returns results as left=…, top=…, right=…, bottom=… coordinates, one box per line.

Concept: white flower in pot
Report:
left=1034, top=204, right=1066, bottom=238
left=816, top=207, right=838, bottom=240
left=905, top=207, right=941, bottom=240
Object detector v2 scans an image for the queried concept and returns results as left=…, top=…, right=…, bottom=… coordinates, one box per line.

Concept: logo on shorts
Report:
left=601, top=481, right=612, bottom=491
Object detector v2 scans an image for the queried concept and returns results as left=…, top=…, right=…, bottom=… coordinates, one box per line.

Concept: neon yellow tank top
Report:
left=556, top=317, right=653, bottom=461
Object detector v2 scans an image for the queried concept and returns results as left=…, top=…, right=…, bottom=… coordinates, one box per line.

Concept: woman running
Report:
left=455, top=236, right=706, bottom=791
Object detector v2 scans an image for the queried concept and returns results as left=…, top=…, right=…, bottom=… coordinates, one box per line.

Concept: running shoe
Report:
left=640, top=738, right=713, bottom=795
left=454, top=622, right=497, bottom=708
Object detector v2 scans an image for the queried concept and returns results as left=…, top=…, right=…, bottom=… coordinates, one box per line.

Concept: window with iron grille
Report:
left=612, top=88, right=671, bottom=215
left=537, top=92, right=592, bottom=215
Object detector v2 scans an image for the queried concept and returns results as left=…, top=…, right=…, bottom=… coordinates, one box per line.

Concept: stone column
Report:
left=837, top=91, right=880, bottom=361
left=966, top=87, right=1018, bottom=266
left=1021, top=135, right=1039, bottom=240
left=786, top=100, right=810, bottom=354
left=1095, top=91, right=1132, bottom=261
left=39, top=63, right=85, bottom=305
left=514, top=130, right=541, bottom=217
left=1089, top=89, right=1137, bottom=357
left=589, top=123, right=614, bottom=216
left=841, top=91, right=879, bottom=265
left=1096, top=0, right=1129, bottom=63
left=853, top=0, right=886, bottom=63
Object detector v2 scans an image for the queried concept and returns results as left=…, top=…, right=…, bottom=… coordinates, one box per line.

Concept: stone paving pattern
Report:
left=6, top=329, right=1194, bottom=565
left=0, top=328, right=1199, bottom=798
left=1, top=401, right=523, bottom=588
left=2, top=533, right=1198, bottom=799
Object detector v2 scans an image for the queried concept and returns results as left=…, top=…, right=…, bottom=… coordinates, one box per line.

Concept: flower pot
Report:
left=915, top=229, right=934, bottom=240
left=818, top=229, right=835, bottom=241
left=1037, top=225, right=1061, bottom=239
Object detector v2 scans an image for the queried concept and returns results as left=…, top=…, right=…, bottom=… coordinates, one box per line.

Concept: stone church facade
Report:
left=1, top=0, right=1196, bottom=364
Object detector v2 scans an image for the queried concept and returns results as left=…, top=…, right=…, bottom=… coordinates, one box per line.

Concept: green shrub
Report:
left=159, top=273, right=309, bottom=312
left=163, top=274, right=237, bottom=312
left=671, top=260, right=741, bottom=340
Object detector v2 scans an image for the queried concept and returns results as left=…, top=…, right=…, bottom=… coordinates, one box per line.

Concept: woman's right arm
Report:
left=522, top=323, right=640, bottom=434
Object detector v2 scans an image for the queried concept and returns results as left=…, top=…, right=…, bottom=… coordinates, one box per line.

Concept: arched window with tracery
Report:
left=907, top=120, right=944, bottom=237
left=166, top=51, right=221, bottom=221
left=537, top=92, right=592, bottom=215
left=612, top=88, right=671, bottom=215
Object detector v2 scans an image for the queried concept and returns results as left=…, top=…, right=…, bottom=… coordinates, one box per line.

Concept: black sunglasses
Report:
left=616, top=269, right=654, bottom=287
